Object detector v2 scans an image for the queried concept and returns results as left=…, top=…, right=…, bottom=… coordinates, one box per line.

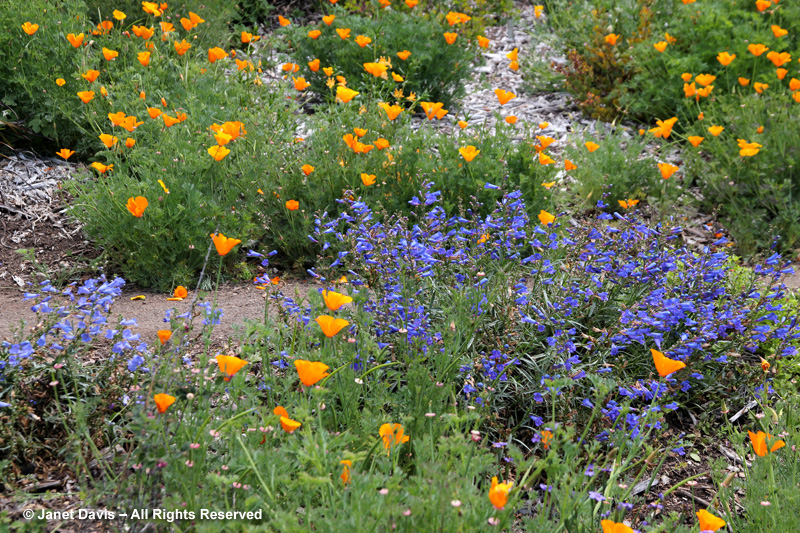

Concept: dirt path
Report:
left=0, top=280, right=316, bottom=343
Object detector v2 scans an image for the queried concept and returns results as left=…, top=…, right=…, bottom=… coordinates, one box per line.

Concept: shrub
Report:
left=282, top=7, right=476, bottom=108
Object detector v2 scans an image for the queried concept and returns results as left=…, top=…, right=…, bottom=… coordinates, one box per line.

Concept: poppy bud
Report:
left=721, top=472, right=735, bottom=488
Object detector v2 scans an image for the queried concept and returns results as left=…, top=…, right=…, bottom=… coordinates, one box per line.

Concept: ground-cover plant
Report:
left=282, top=6, right=477, bottom=108
left=3, top=181, right=799, bottom=530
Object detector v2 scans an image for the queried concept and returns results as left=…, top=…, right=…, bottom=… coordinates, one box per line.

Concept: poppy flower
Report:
left=374, top=138, right=390, bottom=150
left=585, top=141, right=599, bottom=152
left=494, top=89, right=516, bottom=105
left=657, top=162, right=678, bottom=179
left=352, top=128, right=367, bottom=138
left=488, top=477, right=513, bottom=509
left=378, top=103, right=402, bottom=120
left=618, top=199, right=639, bottom=209
left=766, top=51, right=791, bottom=67
left=91, top=162, right=112, bottom=173
left=278, top=15, right=291, bottom=26
left=600, top=521, right=634, bottom=533
left=79, top=70, right=100, bottom=84
left=680, top=72, right=692, bottom=82
left=738, top=77, right=750, bottom=86
left=208, top=47, right=227, bottom=63
left=294, top=359, right=330, bottom=386
left=696, top=509, right=726, bottom=532
left=112, top=9, right=126, bottom=20
left=162, top=114, right=179, bottom=127
left=443, top=32, right=458, bottom=44
left=771, top=25, right=788, bottom=38
left=285, top=200, right=299, bottom=211
left=748, top=430, right=785, bottom=457
left=315, top=315, right=349, bottom=337
left=363, top=62, right=388, bottom=77
left=534, top=5, right=544, bottom=18
left=477, top=35, right=490, bottom=48
left=683, top=82, right=696, bottom=98
left=67, top=33, right=84, bottom=47
left=138, top=51, right=151, bottom=66
left=748, top=43, right=769, bottom=56
left=142, top=1, right=162, bottom=16
left=336, top=86, right=359, bottom=103
left=507, top=47, right=518, bottom=61
left=174, top=39, right=191, bottom=55
left=77, top=91, right=95, bottom=104
left=405, top=0, right=418, bottom=7
left=22, top=22, right=39, bottom=35
left=154, top=393, right=175, bottom=414
left=361, top=173, right=377, bottom=186
left=649, top=117, right=678, bottom=138
left=323, top=14, right=335, bottom=25
left=56, top=148, right=74, bottom=160
left=777, top=68, right=788, bottom=80
left=708, top=125, right=724, bottom=136
left=458, top=120, right=468, bottom=129
left=159, top=21, right=174, bottom=33
left=380, top=423, right=409, bottom=454
left=738, top=139, right=762, bottom=156
left=391, top=72, right=404, bottom=82
left=687, top=136, right=704, bottom=147
left=536, top=136, right=555, bottom=150
left=208, top=145, right=230, bottom=161
left=340, top=460, right=352, bottom=484
left=241, top=31, right=258, bottom=43
left=565, top=159, right=577, bottom=170
left=305, top=59, right=320, bottom=73
left=651, top=348, right=686, bottom=377
left=355, top=35, right=372, bottom=47
left=188, top=11, right=204, bottom=25
left=756, top=0, right=771, bottom=11
left=99, top=134, right=119, bottom=148
left=322, top=290, right=353, bottom=311
left=157, top=330, right=172, bottom=344
left=56, top=78, right=66, bottom=86
left=308, top=29, right=322, bottom=39
left=604, top=34, right=621, bottom=45
left=173, top=286, right=188, bottom=299
left=146, top=107, right=163, bottom=120
left=108, top=111, right=126, bottom=126
left=102, top=48, right=119, bottom=61
left=538, top=152, right=555, bottom=165
left=210, top=232, right=241, bottom=255
left=538, top=210, right=555, bottom=225
left=697, top=112, right=704, bottom=120
left=789, top=78, right=800, bottom=91
left=505, top=115, right=518, bottom=124
left=301, top=164, right=314, bottom=176
left=459, top=146, right=480, bottom=162
left=695, top=74, right=716, bottom=87
left=753, top=82, right=768, bottom=94
left=542, top=182, right=556, bottom=190
left=653, top=41, right=667, bottom=52
left=696, top=85, right=714, bottom=98
left=273, top=406, right=301, bottom=433
left=397, top=50, right=411, bottom=60
left=716, top=51, right=736, bottom=66
left=216, top=354, right=248, bottom=381
left=126, top=196, right=148, bottom=217
left=179, top=17, right=194, bottom=30
left=336, top=28, right=351, bottom=39
left=293, top=77, right=310, bottom=91
left=120, top=116, right=143, bottom=132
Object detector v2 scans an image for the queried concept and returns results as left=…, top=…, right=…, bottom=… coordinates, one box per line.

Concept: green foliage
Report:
left=563, top=125, right=675, bottom=211
left=283, top=8, right=476, bottom=108
left=682, top=93, right=800, bottom=255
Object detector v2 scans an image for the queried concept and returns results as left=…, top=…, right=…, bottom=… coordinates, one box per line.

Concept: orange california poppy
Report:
left=323, top=14, right=335, bottom=25
left=374, top=138, right=390, bottom=150
left=651, top=348, right=686, bottom=377
left=308, top=29, right=322, bottom=39
left=380, top=423, right=409, bottom=454
left=601, top=521, right=634, bottom=533
left=273, top=406, right=301, bottom=433
left=771, top=25, right=788, bottom=38
left=208, top=145, right=230, bottom=161
left=56, top=148, right=74, bottom=160
left=708, top=125, right=724, bottom=136
left=91, top=162, right=113, bottom=173
left=336, top=86, right=359, bottom=103
left=585, top=141, right=599, bottom=152
left=208, top=47, right=227, bottom=63
left=77, top=91, right=95, bottom=103
left=138, top=51, right=151, bottom=66
left=172, top=286, right=188, bottom=299
left=538, top=210, right=555, bottom=225
left=216, top=354, right=248, bottom=381
left=696, top=510, right=725, bottom=532
left=301, top=164, right=314, bottom=176
left=717, top=52, right=735, bottom=66
left=294, top=77, right=310, bottom=91
left=322, top=290, right=353, bottom=311
left=286, top=200, right=299, bottom=211
left=355, top=35, right=372, bottom=47
left=22, top=22, right=39, bottom=35
left=278, top=15, right=291, bottom=26
left=162, top=114, right=180, bottom=127
left=748, top=43, right=768, bottom=56
left=444, top=32, right=457, bottom=44
left=494, top=89, right=516, bottom=105
left=459, top=146, right=480, bottom=162
left=604, top=34, right=620, bottom=45
left=154, top=393, right=176, bottom=414
left=126, top=196, right=148, bottom=217
left=565, top=159, right=577, bottom=170
left=210, top=232, right=241, bottom=255
left=99, top=134, right=118, bottom=148
left=340, top=460, right=352, bottom=484
left=657, top=162, right=678, bottom=179
left=361, top=173, right=377, bottom=186
left=67, top=33, right=84, bottom=47
left=315, top=315, right=349, bottom=337
left=336, top=28, right=351, bottom=40
left=397, top=50, right=411, bottom=60
left=174, top=39, right=191, bottom=55
left=102, top=48, right=119, bottom=61
left=488, top=476, right=513, bottom=509
left=157, top=330, right=172, bottom=344
left=748, top=430, right=786, bottom=457
left=294, top=359, right=330, bottom=386
left=688, top=136, right=704, bottom=147
left=477, top=35, right=490, bottom=48
left=653, top=41, right=668, bottom=52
